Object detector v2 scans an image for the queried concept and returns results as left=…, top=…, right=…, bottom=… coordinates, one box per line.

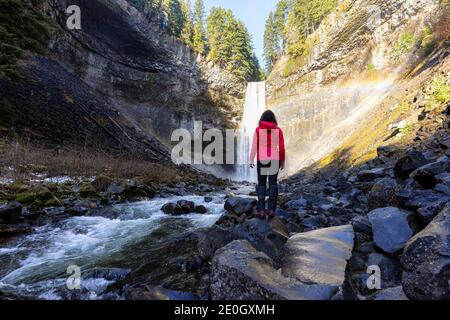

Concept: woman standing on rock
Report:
left=249, top=110, right=285, bottom=219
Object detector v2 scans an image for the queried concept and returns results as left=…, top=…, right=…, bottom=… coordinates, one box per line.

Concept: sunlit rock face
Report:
left=274, top=80, right=395, bottom=176
left=267, top=0, right=441, bottom=176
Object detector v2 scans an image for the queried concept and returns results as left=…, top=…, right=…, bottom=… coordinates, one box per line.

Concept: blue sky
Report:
left=204, top=0, right=279, bottom=67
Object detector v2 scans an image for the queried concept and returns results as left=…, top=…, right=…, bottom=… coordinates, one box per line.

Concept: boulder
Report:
left=394, top=150, right=429, bottom=180
left=367, top=178, right=400, bottom=210
left=91, top=175, right=114, bottom=192
left=275, top=208, right=303, bottom=233
left=0, top=201, right=22, bottom=224
left=367, top=253, right=402, bottom=288
left=125, top=285, right=197, bottom=300
left=357, top=168, right=386, bottom=182
left=197, top=225, right=234, bottom=259
left=368, top=207, right=415, bottom=254
left=435, top=183, right=450, bottom=196
left=410, top=157, right=450, bottom=188
left=177, top=200, right=195, bottom=214
left=107, top=183, right=126, bottom=195
left=284, top=198, right=308, bottom=210
left=210, top=240, right=337, bottom=300
left=377, top=146, right=397, bottom=158
left=79, top=183, right=98, bottom=198
left=436, top=172, right=450, bottom=186
left=161, top=202, right=183, bottom=215
left=301, top=215, right=328, bottom=231
left=351, top=215, right=372, bottom=234
left=224, top=197, right=256, bottom=215
left=15, top=187, right=54, bottom=207
left=368, top=286, right=408, bottom=300
left=400, top=189, right=447, bottom=211
left=0, top=224, right=32, bottom=237
left=231, top=218, right=289, bottom=261
left=401, top=204, right=450, bottom=300
left=194, top=205, right=207, bottom=214
left=417, top=199, right=448, bottom=225
left=282, top=225, right=354, bottom=290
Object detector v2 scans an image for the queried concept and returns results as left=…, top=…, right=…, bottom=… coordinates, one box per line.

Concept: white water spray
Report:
left=234, top=82, right=266, bottom=182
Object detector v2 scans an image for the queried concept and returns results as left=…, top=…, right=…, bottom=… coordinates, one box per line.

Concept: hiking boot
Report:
left=256, top=210, right=266, bottom=219
left=266, top=209, right=275, bottom=219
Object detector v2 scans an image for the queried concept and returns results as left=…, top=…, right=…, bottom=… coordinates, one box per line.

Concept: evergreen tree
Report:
left=206, top=8, right=259, bottom=81
left=180, top=0, right=194, bottom=47
left=285, top=0, right=338, bottom=56
left=163, top=0, right=185, bottom=37
left=263, top=12, right=278, bottom=72
left=273, top=0, right=289, bottom=51
left=192, top=0, right=206, bottom=54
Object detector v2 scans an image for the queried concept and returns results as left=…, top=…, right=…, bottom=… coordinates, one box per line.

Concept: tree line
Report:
left=131, top=0, right=262, bottom=81
left=263, top=0, right=338, bottom=72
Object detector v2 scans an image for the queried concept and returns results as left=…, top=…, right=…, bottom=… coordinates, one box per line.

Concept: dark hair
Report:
left=259, top=110, right=277, bottom=125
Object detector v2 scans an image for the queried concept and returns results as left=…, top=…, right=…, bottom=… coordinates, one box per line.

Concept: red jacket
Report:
left=249, top=121, right=285, bottom=163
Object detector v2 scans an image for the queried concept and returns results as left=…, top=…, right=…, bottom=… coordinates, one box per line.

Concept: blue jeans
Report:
left=256, top=161, right=279, bottom=211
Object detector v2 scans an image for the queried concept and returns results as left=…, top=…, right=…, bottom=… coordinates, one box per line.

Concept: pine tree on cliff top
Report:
left=180, top=0, right=194, bottom=48
left=163, top=0, right=185, bottom=37
left=192, top=0, right=206, bottom=54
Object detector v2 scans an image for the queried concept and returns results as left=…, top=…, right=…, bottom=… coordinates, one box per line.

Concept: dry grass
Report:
left=0, top=139, right=185, bottom=185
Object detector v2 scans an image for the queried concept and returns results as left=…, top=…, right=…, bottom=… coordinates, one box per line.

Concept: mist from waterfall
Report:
left=234, top=82, right=266, bottom=182
left=272, top=78, right=396, bottom=177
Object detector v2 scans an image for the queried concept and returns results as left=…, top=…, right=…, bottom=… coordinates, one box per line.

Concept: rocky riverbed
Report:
left=0, top=124, right=449, bottom=300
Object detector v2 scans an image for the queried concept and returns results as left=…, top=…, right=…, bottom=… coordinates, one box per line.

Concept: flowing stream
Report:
left=0, top=192, right=234, bottom=300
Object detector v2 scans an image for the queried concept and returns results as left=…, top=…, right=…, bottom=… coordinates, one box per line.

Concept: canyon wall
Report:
left=0, top=0, right=246, bottom=161
left=266, top=0, right=448, bottom=176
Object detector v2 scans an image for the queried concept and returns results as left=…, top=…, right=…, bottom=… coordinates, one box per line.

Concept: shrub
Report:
left=420, top=27, right=436, bottom=55
left=389, top=32, right=417, bottom=62
left=431, top=76, right=450, bottom=105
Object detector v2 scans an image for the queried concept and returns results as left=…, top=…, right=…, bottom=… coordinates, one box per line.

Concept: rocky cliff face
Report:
left=0, top=0, right=245, bottom=157
left=266, top=0, right=448, bottom=176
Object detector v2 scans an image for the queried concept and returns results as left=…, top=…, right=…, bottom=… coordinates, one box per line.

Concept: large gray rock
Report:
left=224, top=197, right=256, bottom=215
left=368, top=286, right=409, bottom=300
left=284, top=198, right=308, bottom=210
left=197, top=225, right=234, bottom=259
left=367, top=253, right=402, bottom=288
left=367, top=178, right=400, bottom=210
left=125, top=285, right=197, bottom=300
left=417, top=199, right=448, bottom=225
left=401, top=204, right=450, bottom=300
left=0, top=201, right=22, bottom=224
left=231, top=218, right=289, bottom=261
left=411, top=156, right=450, bottom=188
left=210, top=240, right=337, bottom=300
left=368, top=207, right=415, bottom=254
left=282, top=225, right=354, bottom=287
left=357, top=168, right=386, bottom=182
left=394, top=150, right=429, bottom=180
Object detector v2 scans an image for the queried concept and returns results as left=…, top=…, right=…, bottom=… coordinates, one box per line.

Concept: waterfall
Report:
left=234, top=81, right=266, bottom=182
